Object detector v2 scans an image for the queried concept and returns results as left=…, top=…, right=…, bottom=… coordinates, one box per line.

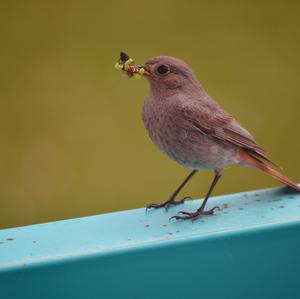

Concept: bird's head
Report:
left=141, top=56, right=201, bottom=92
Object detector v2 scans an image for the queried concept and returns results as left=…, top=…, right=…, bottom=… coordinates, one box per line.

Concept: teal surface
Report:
left=0, top=186, right=300, bottom=298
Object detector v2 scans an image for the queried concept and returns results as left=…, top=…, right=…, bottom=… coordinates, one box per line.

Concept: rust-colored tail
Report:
left=240, top=151, right=300, bottom=192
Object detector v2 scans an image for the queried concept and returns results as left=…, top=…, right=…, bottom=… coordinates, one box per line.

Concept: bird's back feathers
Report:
left=180, top=99, right=277, bottom=166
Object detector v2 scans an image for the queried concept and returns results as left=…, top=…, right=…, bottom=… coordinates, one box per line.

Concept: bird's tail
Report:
left=240, top=151, right=300, bottom=192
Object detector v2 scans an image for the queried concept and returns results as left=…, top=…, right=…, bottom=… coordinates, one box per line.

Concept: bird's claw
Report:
left=146, top=196, right=191, bottom=211
left=169, top=206, right=220, bottom=221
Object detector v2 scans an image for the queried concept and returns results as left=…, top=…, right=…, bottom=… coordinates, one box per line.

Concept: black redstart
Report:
left=117, top=53, right=299, bottom=221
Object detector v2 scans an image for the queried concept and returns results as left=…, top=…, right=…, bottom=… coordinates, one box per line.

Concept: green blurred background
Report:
left=0, top=1, right=299, bottom=229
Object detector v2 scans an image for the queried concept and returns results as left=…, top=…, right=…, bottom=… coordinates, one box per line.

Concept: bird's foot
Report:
left=146, top=196, right=191, bottom=211
left=169, top=206, right=220, bottom=221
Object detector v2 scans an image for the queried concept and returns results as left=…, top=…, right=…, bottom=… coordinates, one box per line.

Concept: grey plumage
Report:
left=142, top=56, right=261, bottom=169
left=138, top=55, right=299, bottom=220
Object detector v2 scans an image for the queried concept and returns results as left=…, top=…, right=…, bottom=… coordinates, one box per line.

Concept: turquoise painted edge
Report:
left=0, top=185, right=299, bottom=273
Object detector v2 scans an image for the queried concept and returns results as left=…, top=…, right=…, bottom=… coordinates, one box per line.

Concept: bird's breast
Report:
left=142, top=97, right=240, bottom=169
left=142, top=99, right=183, bottom=151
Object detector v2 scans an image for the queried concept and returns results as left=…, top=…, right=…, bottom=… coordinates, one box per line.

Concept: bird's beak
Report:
left=138, top=65, right=150, bottom=77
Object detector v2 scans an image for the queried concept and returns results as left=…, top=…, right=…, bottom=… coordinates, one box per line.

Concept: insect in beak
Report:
left=115, top=52, right=150, bottom=78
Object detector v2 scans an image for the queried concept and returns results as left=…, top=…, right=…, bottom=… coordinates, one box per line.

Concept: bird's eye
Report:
left=157, top=64, right=169, bottom=75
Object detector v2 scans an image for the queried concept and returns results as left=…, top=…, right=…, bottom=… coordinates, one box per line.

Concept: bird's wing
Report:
left=180, top=101, right=277, bottom=166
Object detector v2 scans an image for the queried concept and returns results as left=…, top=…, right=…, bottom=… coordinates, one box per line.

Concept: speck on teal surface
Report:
left=0, top=186, right=300, bottom=299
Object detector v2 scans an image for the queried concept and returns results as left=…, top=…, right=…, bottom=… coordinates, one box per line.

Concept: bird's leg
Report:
left=146, top=170, right=198, bottom=210
left=170, top=168, right=222, bottom=221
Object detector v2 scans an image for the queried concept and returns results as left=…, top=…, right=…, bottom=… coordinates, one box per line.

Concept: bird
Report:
left=137, top=55, right=299, bottom=221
